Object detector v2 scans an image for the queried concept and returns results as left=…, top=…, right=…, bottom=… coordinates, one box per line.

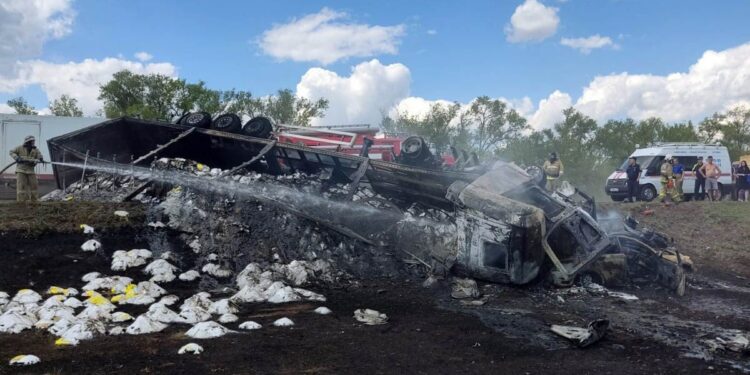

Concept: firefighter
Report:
left=9, top=135, right=43, bottom=202
left=672, top=157, right=685, bottom=200
left=543, top=152, right=564, bottom=192
left=658, top=155, right=681, bottom=203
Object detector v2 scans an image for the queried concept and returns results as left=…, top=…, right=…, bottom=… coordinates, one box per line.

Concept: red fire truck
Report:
left=275, top=123, right=456, bottom=166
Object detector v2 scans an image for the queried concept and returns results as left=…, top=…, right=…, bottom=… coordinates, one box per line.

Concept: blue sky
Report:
left=1, top=0, right=750, bottom=128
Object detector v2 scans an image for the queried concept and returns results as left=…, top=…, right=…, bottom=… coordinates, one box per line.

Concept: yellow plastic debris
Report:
left=124, top=283, right=137, bottom=298
left=55, top=337, right=75, bottom=346
left=87, top=294, right=110, bottom=306
left=48, top=286, right=70, bottom=296
left=110, top=294, right=124, bottom=303
left=196, top=163, right=204, bottom=171
left=83, top=290, right=98, bottom=297
left=64, top=195, right=74, bottom=201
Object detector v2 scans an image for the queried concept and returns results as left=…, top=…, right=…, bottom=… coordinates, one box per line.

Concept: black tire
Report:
left=610, top=195, right=626, bottom=202
left=211, top=113, right=242, bottom=133
left=401, top=136, right=427, bottom=160
left=241, top=116, right=273, bottom=139
left=179, top=112, right=212, bottom=128
left=639, top=184, right=657, bottom=202
left=174, top=113, right=189, bottom=124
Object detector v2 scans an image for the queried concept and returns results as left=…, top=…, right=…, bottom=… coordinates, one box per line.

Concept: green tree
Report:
left=258, top=89, right=329, bottom=126
left=699, top=106, right=750, bottom=159
left=383, top=102, right=463, bottom=153
left=657, top=121, right=699, bottom=143
left=7, top=97, right=38, bottom=115
left=465, top=96, right=528, bottom=155
left=49, top=94, right=84, bottom=117
left=99, top=71, right=328, bottom=126
left=99, top=71, right=220, bottom=121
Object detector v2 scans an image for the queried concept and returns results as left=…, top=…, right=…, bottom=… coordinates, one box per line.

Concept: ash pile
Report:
left=45, top=157, right=443, bottom=285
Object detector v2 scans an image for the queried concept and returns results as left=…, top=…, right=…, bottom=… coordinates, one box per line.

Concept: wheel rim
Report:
left=186, top=114, right=204, bottom=124
left=216, top=117, right=231, bottom=128
left=403, top=138, right=422, bottom=154
left=642, top=187, right=655, bottom=200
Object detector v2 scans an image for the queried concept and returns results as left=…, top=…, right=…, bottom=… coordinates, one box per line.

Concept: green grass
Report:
left=0, top=201, right=146, bottom=237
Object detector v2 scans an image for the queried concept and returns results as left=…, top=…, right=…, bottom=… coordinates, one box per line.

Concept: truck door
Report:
left=2, top=120, right=42, bottom=174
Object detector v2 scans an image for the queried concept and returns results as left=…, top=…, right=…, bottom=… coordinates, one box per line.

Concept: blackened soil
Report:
left=0, top=231, right=743, bottom=374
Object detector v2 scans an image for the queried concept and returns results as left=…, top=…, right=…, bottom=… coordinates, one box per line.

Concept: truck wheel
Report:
left=241, top=117, right=273, bottom=139
left=211, top=113, right=242, bottom=133
left=610, top=195, right=625, bottom=202
left=180, top=112, right=212, bottom=128
left=639, top=185, right=657, bottom=202
left=401, top=136, right=425, bottom=160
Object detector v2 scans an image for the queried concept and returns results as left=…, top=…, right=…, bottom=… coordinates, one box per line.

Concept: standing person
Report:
left=658, top=156, right=680, bottom=203
left=625, top=157, right=641, bottom=203
left=692, top=157, right=706, bottom=201
left=672, top=157, right=685, bottom=201
left=700, top=156, right=722, bottom=202
left=543, top=152, right=564, bottom=192
left=736, top=160, right=750, bottom=202
left=9, top=135, right=43, bottom=202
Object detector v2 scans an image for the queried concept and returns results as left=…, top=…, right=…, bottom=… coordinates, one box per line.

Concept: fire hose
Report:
left=0, top=161, right=17, bottom=175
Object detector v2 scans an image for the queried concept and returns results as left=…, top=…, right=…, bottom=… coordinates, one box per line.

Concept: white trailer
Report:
left=1, top=114, right=104, bottom=199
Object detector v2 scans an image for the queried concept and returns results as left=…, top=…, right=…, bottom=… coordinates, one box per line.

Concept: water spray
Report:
left=48, top=160, right=449, bottom=246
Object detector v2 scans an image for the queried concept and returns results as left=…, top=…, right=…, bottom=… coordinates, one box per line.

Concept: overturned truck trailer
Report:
left=48, top=117, right=688, bottom=293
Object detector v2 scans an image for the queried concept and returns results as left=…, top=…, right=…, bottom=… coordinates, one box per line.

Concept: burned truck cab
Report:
left=447, top=161, right=612, bottom=286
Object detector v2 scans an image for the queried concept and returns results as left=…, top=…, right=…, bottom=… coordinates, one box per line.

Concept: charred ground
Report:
left=0, top=201, right=748, bottom=374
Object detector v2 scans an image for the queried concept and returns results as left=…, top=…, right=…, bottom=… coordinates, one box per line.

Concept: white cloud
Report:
left=529, top=90, right=572, bottom=129
left=259, top=8, right=406, bottom=65
left=505, top=0, right=559, bottom=43
left=427, top=29, right=437, bottom=35
left=572, top=42, right=750, bottom=123
left=134, top=51, right=153, bottom=62
left=560, top=35, right=615, bottom=54
left=296, top=59, right=410, bottom=126
left=391, top=97, right=455, bottom=119
left=0, top=58, right=177, bottom=115
left=0, top=102, right=13, bottom=114
left=292, top=42, right=750, bottom=133
left=0, top=0, right=75, bottom=74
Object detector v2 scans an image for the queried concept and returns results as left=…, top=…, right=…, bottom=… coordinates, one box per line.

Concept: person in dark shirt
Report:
left=692, top=157, right=705, bottom=201
left=625, top=157, right=641, bottom=203
left=737, top=160, right=750, bottom=202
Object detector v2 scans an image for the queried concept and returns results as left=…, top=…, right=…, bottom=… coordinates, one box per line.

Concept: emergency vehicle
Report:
left=605, top=143, right=732, bottom=201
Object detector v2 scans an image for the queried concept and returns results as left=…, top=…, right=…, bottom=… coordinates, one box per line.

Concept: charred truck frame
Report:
left=47, top=116, right=689, bottom=294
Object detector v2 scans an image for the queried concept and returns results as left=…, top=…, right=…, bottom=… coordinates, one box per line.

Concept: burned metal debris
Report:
left=46, top=117, right=691, bottom=294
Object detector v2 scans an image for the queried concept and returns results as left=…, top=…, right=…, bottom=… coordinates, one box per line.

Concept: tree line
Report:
left=383, top=99, right=750, bottom=197
left=5, top=70, right=329, bottom=126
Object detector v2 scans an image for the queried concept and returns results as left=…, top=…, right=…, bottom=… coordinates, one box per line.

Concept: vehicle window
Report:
left=620, top=156, right=656, bottom=173
left=644, top=156, right=664, bottom=176
left=483, top=241, right=508, bottom=270
left=673, top=156, right=697, bottom=172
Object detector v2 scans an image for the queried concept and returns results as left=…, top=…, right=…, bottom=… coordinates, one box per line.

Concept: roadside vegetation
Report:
left=622, top=201, right=750, bottom=280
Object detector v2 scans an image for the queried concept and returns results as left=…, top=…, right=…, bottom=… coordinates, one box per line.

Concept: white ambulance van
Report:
left=605, top=143, right=732, bottom=201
